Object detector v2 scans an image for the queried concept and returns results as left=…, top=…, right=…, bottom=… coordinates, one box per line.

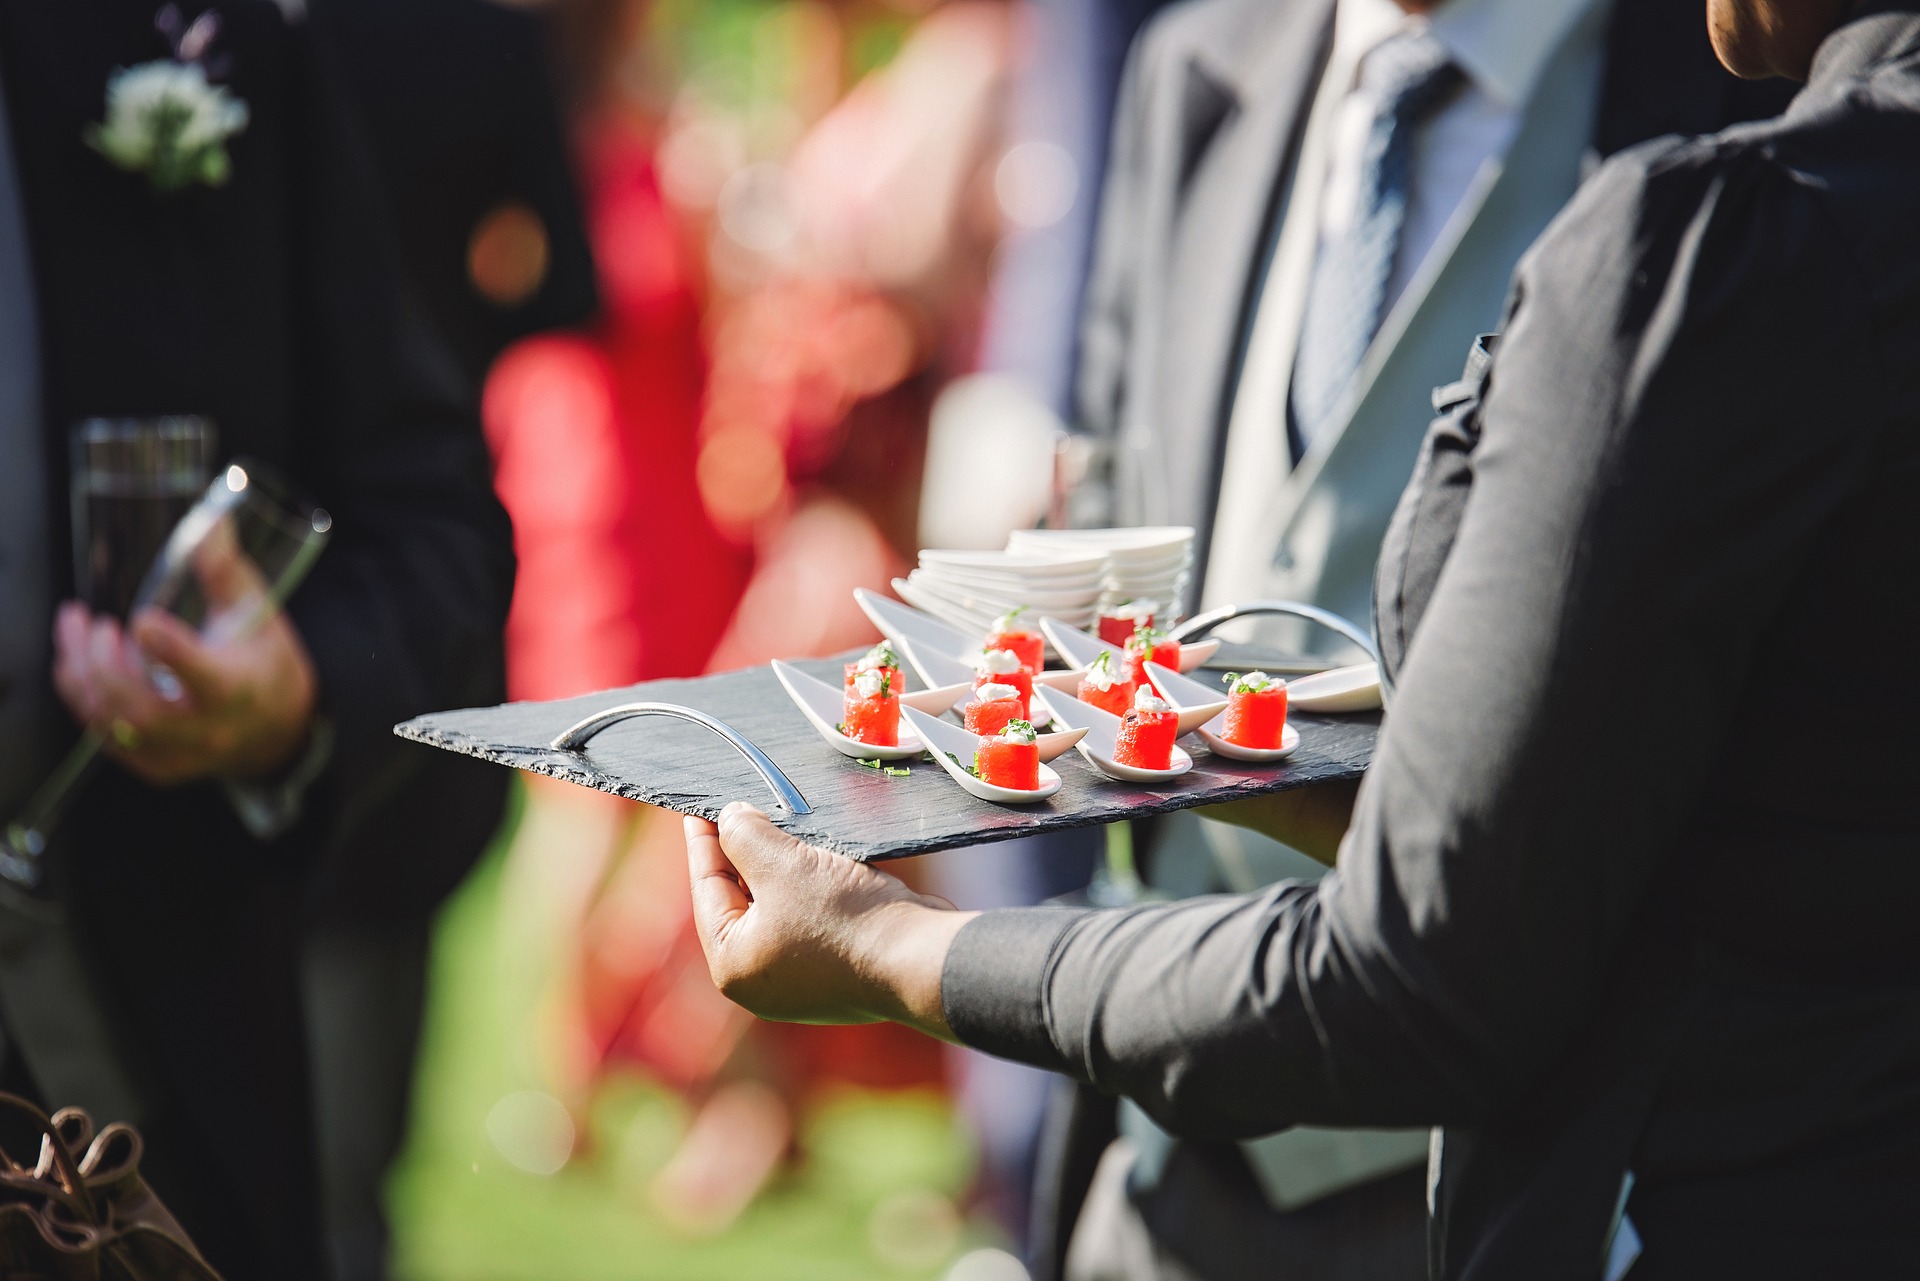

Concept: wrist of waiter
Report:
left=856, top=898, right=977, bottom=1041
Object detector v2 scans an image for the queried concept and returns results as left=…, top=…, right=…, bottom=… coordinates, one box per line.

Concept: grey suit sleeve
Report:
left=943, top=138, right=1890, bottom=1138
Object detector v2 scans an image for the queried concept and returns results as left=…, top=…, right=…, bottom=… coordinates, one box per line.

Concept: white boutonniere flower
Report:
left=86, top=7, right=248, bottom=193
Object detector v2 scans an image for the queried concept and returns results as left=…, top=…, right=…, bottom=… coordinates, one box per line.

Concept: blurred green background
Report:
left=387, top=790, right=1000, bottom=1280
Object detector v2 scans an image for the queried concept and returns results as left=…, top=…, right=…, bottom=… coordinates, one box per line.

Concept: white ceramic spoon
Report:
left=893, top=576, right=998, bottom=634
left=918, top=547, right=1109, bottom=577
left=1038, top=616, right=1221, bottom=676
left=901, top=707, right=1063, bottom=805
left=1039, top=665, right=1224, bottom=737
left=898, top=642, right=1089, bottom=759
left=1034, top=689, right=1194, bottom=784
left=1286, top=661, right=1383, bottom=713
left=1031, top=668, right=1089, bottom=699
left=773, top=661, right=928, bottom=761
left=1145, top=662, right=1301, bottom=763
left=854, top=587, right=977, bottom=659
left=896, top=636, right=976, bottom=692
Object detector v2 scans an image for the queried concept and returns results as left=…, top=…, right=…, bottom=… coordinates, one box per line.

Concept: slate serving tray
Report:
left=394, top=646, right=1379, bottom=862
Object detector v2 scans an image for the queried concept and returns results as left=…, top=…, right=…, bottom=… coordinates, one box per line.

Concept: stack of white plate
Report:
left=1008, top=526, right=1193, bottom=619
left=897, top=548, right=1107, bottom=634
left=897, top=527, right=1194, bottom=639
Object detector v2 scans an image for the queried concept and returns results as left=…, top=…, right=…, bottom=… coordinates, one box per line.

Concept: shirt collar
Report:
left=1335, top=0, right=1608, bottom=110
left=1805, top=1, right=1920, bottom=96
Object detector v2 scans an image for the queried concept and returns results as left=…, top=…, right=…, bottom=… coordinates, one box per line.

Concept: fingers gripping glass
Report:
left=0, top=460, right=332, bottom=889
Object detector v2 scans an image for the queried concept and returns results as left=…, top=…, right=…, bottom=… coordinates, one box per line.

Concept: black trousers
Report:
left=1064, top=1136, right=1428, bottom=1281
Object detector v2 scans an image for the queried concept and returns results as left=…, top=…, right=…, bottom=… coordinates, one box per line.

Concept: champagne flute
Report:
left=0, top=459, right=332, bottom=889
left=70, top=416, right=218, bottom=619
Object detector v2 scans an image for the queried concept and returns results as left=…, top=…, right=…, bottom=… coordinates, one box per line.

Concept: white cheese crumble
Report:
left=1133, top=687, right=1171, bottom=713
left=1000, top=720, right=1038, bottom=745
left=975, top=648, right=1023, bottom=676
left=1082, top=651, right=1122, bottom=691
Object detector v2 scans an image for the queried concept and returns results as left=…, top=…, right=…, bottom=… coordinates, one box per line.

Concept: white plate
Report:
left=772, top=660, right=925, bottom=761
left=1287, top=662, right=1384, bottom=713
left=1145, top=662, right=1302, bottom=763
left=1104, top=552, right=1195, bottom=578
left=925, top=586, right=1101, bottom=610
left=854, top=588, right=976, bottom=658
left=919, top=548, right=1109, bottom=579
left=1107, top=584, right=1189, bottom=609
left=915, top=572, right=1104, bottom=611
left=1009, top=526, right=1193, bottom=554
left=1037, top=616, right=1221, bottom=676
left=1107, top=567, right=1191, bottom=590
left=911, top=573, right=1104, bottom=615
left=902, top=707, right=1062, bottom=805
left=1034, top=689, right=1194, bottom=784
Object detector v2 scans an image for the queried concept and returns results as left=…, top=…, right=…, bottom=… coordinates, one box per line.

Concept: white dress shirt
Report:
left=1202, top=0, right=1604, bottom=612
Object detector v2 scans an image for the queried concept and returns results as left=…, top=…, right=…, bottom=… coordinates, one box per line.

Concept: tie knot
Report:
left=1358, top=30, right=1462, bottom=124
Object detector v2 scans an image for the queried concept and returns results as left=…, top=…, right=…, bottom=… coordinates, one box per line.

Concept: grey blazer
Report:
left=1074, top=0, right=1793, bottom=630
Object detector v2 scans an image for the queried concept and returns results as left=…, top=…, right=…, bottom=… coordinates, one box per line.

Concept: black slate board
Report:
left=394, top=650, right=1378, bottom=862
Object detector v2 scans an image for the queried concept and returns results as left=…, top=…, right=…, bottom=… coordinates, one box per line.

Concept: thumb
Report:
left=685, top=812, right=752, bottom=979
left=130, top=608, right=228, bottom=704
left=714, top=801, right=816, bottom=882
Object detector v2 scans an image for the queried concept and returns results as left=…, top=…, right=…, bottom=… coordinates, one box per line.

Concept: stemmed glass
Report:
left=70, top=416, right=219, bottom=617
left=0, top=459, right=332, bottom=889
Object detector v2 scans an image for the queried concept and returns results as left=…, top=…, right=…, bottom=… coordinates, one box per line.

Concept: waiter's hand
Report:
left=51, top=530, right=317, bottom=787
left=685, top=802, right=975, bottom=1037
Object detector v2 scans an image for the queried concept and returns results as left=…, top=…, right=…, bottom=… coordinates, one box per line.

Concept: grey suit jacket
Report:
left=1073, top=0, right=1794, bottom=631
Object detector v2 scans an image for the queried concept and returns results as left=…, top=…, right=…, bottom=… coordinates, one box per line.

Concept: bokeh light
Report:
left=946, top=1248, right=1033, bottom=1281
left=867, top=1188, right=963, bottom=1271
left=484, top=1090, right=575, bottom=1177
left=994, top=139, right=1077, bottom=229
left=467, top=201, right=552, bottom=307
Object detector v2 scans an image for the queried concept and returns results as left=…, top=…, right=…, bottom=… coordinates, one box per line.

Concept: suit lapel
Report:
left=1259, top=0, right=1612, bottom=626
left=1131, top=0, right=1333, bottom=532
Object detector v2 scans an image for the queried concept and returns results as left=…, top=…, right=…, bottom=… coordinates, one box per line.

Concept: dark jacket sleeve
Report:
left=280, top=9, right=515, bottom=844
left=944, top=137, right=1891, bottom=1139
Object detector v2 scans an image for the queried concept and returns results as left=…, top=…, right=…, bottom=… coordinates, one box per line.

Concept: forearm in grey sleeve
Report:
left=944, top=141, right=1887, bottom=1139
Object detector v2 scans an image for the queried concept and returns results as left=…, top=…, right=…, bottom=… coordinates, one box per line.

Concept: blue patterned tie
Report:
left=1289, top=31, right=1463, bottom=456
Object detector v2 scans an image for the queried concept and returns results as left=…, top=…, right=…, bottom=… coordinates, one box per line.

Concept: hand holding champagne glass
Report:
left=54, top=507, right=319, bottom=784
left=2, top=459, right=330, bottom=887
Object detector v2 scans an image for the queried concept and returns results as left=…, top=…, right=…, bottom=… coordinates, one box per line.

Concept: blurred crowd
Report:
left=369, top=0, right=1133, bottom=1275
left=0, top=0, right=1125, bottom=1276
